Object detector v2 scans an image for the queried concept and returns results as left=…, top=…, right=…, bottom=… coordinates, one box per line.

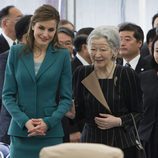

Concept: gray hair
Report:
left=87, top=25, right=120, bottom=53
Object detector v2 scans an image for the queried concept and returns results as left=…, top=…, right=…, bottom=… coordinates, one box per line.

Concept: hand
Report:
left=94, top=113, right=122, bottom=130
left=25, top=119, right=48, bottom=137
left=70, top=132, right=81, bottom=142
left=65, top=102, right=76, bottom=119
left=25, top=119, right=38, bottom=132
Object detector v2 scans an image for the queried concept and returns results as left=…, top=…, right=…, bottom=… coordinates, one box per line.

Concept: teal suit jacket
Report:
left=2, top=44, right=72, bottom=138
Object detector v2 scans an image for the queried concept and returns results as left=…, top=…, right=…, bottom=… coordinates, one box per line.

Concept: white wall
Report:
left=74, top=0, right=123, bottom=29
left=1, top=0, right=158, bottom=39
left=0, top=0, right=46, bottom=14
left=72, top=0, right=158, bottom=37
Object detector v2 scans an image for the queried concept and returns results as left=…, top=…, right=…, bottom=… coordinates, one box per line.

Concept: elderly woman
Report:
left=73, top=26, right=143, bottom=158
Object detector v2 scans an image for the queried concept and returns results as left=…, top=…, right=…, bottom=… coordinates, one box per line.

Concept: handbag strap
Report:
left=130, top=113, right=141, bottom=144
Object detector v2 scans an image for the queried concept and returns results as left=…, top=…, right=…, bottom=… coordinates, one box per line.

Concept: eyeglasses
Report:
left=59, top=41, right=73, bottom=47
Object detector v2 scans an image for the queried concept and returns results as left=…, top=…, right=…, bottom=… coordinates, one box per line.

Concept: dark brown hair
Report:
left=26, top=4, right=60, bottom=51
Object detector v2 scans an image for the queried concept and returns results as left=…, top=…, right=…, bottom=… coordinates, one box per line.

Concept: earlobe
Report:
left=82, top=44, right=87, bottom=50
left=2, top=18, right=8, bottom=27
left=111, top=49, right=119, bottom=60
left=138, top=40, right=143, bottom=48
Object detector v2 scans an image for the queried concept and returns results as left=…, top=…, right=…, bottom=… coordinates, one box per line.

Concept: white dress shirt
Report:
left=76, top=53, right=89, bottom=66
left=123, top=54, right=140, bottom=70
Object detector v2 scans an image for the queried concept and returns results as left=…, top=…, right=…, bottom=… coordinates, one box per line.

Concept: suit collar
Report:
left=76, top=53, right=89, bottom=66
left=1, top=31, right=14, bottom=47
left=135, top=56, right=146, bottom=72
left=21, top=52, right=36, bottom=82
left=81, top=70, right=111, bottom=113
left=36, top=46, right=56, bottom=80
left=21, top=45, right=56, bottom=82
left=0, top=34, right=10, bottom=51
left=123, top=54, right=140, bottom=70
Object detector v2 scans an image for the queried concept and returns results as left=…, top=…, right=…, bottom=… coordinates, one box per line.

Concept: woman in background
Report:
left=2, top=4, right=72, bottom=158
left=139, top=36, right=158, bottom=158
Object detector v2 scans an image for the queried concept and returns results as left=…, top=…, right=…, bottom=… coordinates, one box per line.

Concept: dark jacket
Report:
left=0, top=34, right=10, bottom=54
left=73, top=65, right=143, bottom=149
left=0, top=51, right=11, bottom=144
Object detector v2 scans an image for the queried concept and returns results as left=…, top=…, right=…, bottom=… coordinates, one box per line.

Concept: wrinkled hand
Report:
left=25, top=119, right=48, bottom=137
left=70, top=132, right=81, bottom=142
left=94, top=113, right=122, bottom=130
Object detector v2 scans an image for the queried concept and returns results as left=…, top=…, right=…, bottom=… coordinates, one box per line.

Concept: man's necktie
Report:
left=125, top=63, right=131, bottom=67
left=13, top=41, right=16, bottom=45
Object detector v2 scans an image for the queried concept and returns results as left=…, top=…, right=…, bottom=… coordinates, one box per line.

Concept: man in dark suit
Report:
left=117, top=22, right=151, bottom=74
left=118, top=23, right=151, bottom=158
left=0, top=51, right=10, bottom=144
left=69, top=35, right=92, bottom=142
left=0, top=5, right=22, bottom=113
left=72, top=35, right=92, bottom=73
left=72, top=27, right=94, bottom=73
left=0, top=15, right=32, bottom=144
left=0, top=5, right=22, bottom=53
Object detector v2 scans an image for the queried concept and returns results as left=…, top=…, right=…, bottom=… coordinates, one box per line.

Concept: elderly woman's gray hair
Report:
left=87, top=25, right=120, bottom=53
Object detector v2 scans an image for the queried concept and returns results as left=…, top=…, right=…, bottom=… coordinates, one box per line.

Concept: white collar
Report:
left=76, top=53, right=89, bottom=65
left=2, top=31, right=15, bottom=47
left=123, top=54, right=140, bottom=70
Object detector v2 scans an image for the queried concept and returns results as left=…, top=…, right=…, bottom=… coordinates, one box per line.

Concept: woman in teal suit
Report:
left=2, top=5, right=72, bottom=158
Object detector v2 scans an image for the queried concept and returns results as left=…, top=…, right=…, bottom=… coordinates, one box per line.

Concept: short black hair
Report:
left=15, top=15, right=32, bottom=41
left=58, top=27, right=74, bottom=39
left=146, top=28, right=156, bottom=45
left=73, top=35, right=88, bottom=52
left=0, top=5, right=15, bottom=25
left=152, top=13, right=158, bottom=28
left=119, top=22, right=144, bottom=45
left=76, top=27, right=94, bottom=36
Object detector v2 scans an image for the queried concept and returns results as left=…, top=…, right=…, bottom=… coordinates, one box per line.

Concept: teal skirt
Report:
left=10, top=136, right=63, bottom=158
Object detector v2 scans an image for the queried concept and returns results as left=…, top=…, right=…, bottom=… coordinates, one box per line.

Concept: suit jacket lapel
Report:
left=81, top=71, right=111, bottom=113
left=36, top=46, right=56, bottom=80
left=0, top=34, right=10, bottom=52
left=21, top=52, right=36, bottom=82
left=135, top=57, right=145, bottom=73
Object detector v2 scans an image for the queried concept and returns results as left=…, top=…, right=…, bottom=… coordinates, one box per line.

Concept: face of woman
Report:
left=90, top=37, right=114, bottom=69
left=153, top=40, right=158, bottom=64
left=32, top=19, right=57, bottom=47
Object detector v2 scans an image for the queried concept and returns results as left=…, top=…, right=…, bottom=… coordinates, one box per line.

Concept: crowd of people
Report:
left=0, top=4, right=158, bottom=158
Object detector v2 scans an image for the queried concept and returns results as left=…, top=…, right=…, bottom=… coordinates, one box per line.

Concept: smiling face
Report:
left=90, top=37, right=114, bottom=69
left=32, top=19, right=57, bottom=48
